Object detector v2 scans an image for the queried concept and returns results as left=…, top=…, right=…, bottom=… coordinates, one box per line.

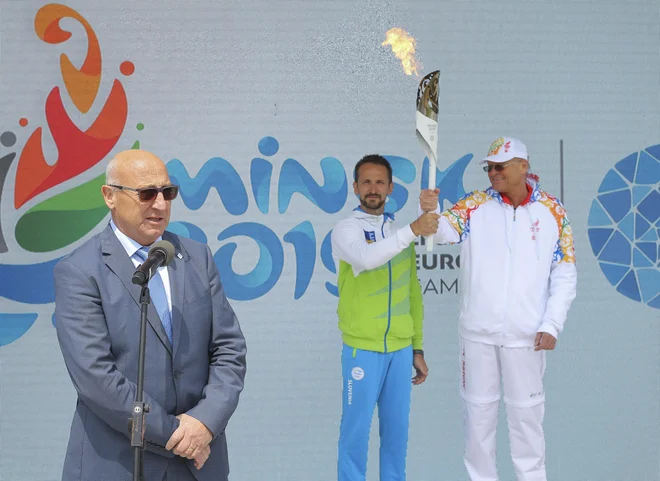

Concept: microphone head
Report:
left=149, top=240, right=176, bottom=266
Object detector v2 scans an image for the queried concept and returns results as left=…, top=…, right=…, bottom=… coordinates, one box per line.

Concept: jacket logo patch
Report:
left=530, top=220, right=540, bottom=240
left=351, top=367, right=365, bottom=380
left=364, top=230, right=376, bottom=243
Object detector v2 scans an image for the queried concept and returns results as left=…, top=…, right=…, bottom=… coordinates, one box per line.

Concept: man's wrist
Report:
left=409, top=221, right=420, bottom=237
left=413, top=349, right=424, bottom=356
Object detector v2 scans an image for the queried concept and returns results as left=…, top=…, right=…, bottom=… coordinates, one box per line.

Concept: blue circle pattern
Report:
left=588, top=144, right=660, bottom=309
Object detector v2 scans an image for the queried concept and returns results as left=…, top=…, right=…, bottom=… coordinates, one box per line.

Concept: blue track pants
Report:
left=338, top=343, right=413, bottom=481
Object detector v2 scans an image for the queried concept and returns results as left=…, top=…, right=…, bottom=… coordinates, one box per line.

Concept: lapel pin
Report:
left=176, top=252, right=183, bottom=260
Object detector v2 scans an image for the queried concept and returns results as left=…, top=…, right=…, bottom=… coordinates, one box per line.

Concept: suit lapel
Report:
left=100, top=225, right=172, bottom=355
left=164, top=231, right=186, bottom=361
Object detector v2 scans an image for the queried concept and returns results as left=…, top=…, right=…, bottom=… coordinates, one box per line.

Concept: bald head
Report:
left=106, top=150, right=167, bottom=186
left=102, top=149, right=174, bottom=246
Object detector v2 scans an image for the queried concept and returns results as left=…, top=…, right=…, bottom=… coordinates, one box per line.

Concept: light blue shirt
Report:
left=110, top=219, right=172, bottom=311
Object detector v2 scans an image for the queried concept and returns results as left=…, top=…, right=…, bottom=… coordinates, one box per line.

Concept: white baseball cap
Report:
left=480, top=137, right=529, bottom=164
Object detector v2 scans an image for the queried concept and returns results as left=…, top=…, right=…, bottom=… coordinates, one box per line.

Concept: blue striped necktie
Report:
left=134, top=247, right=173, bottom=347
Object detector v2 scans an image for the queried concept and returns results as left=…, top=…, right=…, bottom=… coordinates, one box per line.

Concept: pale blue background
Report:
left=0, top=0, right=658, bottom=480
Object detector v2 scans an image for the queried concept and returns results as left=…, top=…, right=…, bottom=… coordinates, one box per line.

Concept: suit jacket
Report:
left=54, top=224, right=247, bottom=481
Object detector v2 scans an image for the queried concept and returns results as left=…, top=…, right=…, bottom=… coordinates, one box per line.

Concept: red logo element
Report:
left=530, top=219, right=540, bottom=240
left=13, top=3, right=131, bottom=209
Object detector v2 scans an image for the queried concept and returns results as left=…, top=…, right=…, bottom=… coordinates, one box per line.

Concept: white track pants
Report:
left=460, top=337, right=547, bottom=481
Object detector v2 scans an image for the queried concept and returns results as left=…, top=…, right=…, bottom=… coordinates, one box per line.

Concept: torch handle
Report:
left=425, top=156, right=436, bottom=252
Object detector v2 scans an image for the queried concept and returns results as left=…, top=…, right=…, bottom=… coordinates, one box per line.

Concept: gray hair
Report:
left=105, top=156, right=120, bottom=186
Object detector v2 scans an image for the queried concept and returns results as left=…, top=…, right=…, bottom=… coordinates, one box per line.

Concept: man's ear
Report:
left=101, top=185, right=115, bottom=210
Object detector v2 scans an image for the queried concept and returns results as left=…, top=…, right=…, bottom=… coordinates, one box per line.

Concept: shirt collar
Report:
left=352, top=206, right=395, bottom=221
left=500, top=183, right=533, bottom=207
left=110, top=219, right=163, bottom=258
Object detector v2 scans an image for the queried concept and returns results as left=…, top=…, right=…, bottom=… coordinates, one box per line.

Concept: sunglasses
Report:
left=108, top=184, right=179, bottom=202
left=483, top=160, right=520, bottom=173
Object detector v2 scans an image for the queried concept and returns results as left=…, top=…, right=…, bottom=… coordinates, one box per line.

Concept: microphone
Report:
left=132, top=240, right=176, bottom=286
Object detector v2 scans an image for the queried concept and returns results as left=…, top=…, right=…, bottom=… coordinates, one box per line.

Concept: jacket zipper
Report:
left=381, top=218, right=392, bottom=353
left=502, top=205, right=516, bottom=346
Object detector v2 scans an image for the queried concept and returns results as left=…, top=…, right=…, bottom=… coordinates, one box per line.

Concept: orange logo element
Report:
left=14, top=3, right=131, bottom=209
left=486, top=137, right=505, bottom=157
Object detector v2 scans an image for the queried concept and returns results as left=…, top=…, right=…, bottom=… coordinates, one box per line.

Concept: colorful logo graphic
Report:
left=0, top=4, right=472, bottom=348
left=486, top=137, right=505, bottom=157
left=588, top=144, right=660, bottom=309
left=0, top=3, right=138, bottom=345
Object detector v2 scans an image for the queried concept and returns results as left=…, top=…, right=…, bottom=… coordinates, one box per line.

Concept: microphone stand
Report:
left=130, top=284, right=151, bottom=481
left=128, top=241, right=174, bottom=481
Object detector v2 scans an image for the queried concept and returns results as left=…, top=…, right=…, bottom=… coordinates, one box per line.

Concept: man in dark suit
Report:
left=54, top=149, right=247, bottom=481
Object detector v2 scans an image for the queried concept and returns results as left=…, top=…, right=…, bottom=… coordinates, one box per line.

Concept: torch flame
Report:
left=382, top=27, right=422, bottom=76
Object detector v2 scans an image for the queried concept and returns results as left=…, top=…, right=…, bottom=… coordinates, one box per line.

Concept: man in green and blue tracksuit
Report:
left=331, top=154, right=440, bottom=481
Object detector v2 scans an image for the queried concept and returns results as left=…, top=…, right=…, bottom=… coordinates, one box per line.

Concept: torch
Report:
left=382, top=29, right=440, bottom=251
left=415, top=70, right=440, bottom=252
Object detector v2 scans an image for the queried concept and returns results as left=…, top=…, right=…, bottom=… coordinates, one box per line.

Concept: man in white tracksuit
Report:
left=420, top=137, right=577, bottom=481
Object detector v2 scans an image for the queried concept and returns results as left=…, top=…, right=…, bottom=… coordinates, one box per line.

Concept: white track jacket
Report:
left=426, top=174, right=577, bottom=347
